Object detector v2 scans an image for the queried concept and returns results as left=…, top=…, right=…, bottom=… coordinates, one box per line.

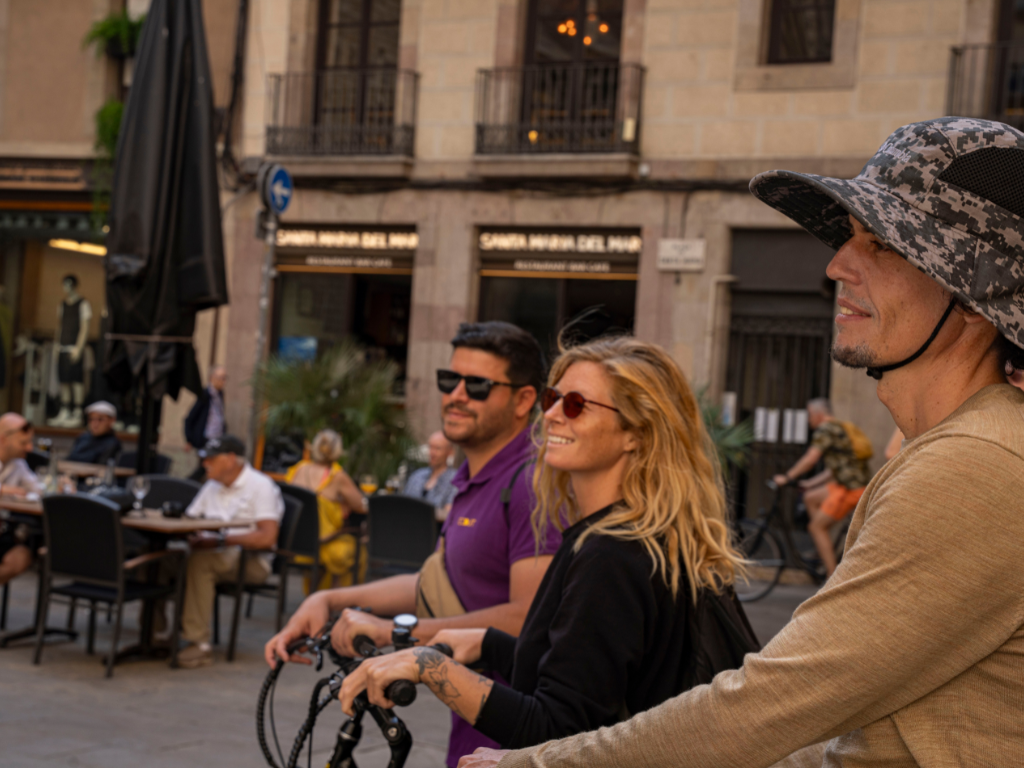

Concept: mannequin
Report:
left=50, top=274, right=92, bottom=427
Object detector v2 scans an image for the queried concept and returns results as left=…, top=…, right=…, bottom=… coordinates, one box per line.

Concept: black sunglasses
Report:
left=541, top=387, right=619, bottom=419
left=436, top=369, right=522, bottom=401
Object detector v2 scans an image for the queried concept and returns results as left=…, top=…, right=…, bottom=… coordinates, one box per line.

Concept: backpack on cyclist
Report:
left=838, top=421, right=873, bottom=461
left=681, top=586, right=762, bottom=691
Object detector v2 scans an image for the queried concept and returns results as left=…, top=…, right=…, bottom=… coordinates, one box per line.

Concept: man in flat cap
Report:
left=176, top=435, right=284, bottom=669
left=460, top=120, right=1024, bottom=768
left=66, top=401, right=122, bottom=465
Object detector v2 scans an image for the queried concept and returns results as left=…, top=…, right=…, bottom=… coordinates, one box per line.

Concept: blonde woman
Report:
left=339, top=337, right=753, bottom=754
left=286, top=429, right=366, bottom=589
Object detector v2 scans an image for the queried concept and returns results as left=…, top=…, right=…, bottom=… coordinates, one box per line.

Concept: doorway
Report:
left=724, top=229, right=836, bottom=519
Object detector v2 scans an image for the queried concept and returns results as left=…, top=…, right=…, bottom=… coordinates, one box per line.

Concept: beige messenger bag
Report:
left=415, top=536, right=466, bottom=619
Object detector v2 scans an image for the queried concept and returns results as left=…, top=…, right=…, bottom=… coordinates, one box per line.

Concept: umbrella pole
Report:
left=135, top=377, right=161, bottom=475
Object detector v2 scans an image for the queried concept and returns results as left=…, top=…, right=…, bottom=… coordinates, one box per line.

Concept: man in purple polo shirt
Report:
left=266, top=321, right=562, bottom=767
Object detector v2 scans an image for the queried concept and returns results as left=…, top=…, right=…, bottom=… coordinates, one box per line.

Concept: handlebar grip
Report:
left=353, top=634, right=378, bottom=657
left=385, top=679, right=417, bottom=707
left=432, top=642, right=454, bottom=658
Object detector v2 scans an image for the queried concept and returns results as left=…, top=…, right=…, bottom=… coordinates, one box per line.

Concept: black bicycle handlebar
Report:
left=352, top=634, right=455, bottom=707
left=261, top=615, right=458, bottom=768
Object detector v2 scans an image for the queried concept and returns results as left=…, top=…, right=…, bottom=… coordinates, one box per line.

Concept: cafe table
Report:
left=0, top=497, right=251, bottom=661
left=57, top=460, right=136, bottom=478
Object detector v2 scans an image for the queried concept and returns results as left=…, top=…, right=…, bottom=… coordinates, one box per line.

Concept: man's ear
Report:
left=514, top=386, right=538, bottom=418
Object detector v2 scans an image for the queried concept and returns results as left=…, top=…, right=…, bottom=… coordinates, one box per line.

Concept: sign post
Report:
left=248, top=163, right=292, bottom=459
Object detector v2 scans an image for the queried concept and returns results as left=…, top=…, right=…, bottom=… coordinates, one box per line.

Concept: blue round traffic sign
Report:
left=263, top=164, right=293, bottom=215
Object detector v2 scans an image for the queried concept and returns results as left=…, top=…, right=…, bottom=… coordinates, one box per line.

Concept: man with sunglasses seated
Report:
left=266, top=321, right=562, bottom=768
left=0, top=413, right=45, bottom=588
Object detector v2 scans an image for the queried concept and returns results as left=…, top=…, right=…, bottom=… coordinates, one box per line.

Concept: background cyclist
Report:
left=773, top=398, right=871, bottom=577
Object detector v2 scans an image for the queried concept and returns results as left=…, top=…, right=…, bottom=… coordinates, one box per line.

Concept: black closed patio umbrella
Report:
left=104, top=0, right=228, bottom=473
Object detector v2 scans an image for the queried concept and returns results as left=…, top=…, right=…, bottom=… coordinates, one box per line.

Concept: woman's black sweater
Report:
left=473, top=504, right=698, bottom=749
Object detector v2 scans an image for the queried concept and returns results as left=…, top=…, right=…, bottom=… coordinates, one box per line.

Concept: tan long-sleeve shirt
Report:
left=499, top=384, right=1024, bottom=768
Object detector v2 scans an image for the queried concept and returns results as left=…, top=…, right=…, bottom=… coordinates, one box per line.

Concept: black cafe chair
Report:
left=140, top=475, right=202, bottom=509
left=34, top=494, right=185, bottom=677
left=212, top=495, right=302, bottom=662
left=25, top=449, right=51, bottom=473
left=241, top=483, right=322, bottom=625
left=117, top=451, right=173, bottom=476
left=366, top=495, right=438, bottom=580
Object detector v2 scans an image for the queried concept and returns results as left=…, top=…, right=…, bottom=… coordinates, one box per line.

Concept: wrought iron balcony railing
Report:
left=475, top=63, right=644, bottom=155
left=948, top=42, right=1024, bottom=129
left=266, top=69, right=418, bottom=156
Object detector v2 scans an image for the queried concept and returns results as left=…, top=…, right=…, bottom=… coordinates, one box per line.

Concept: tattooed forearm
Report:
left=412, top=647, right=494, bottom=725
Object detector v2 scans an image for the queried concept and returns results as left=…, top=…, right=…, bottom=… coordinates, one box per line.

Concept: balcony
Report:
left=474, top=63, right=644, bottom=160
left=266, top=69, right=418, bottom=164
left=948, top=43, right=1024, bottom=129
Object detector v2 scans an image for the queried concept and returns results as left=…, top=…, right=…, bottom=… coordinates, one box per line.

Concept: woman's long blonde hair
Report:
left=532, top=336, right=745, bottom=603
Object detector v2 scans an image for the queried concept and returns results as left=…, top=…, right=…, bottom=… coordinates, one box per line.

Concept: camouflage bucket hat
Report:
left=749, top=117, right=1024, bottom=348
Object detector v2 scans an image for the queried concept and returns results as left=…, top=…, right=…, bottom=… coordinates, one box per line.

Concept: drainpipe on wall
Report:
left=702, top=275, right=737, bottom=392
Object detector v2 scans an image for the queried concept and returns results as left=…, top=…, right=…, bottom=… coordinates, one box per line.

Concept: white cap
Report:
left=84, top=401, right=117, bottom=418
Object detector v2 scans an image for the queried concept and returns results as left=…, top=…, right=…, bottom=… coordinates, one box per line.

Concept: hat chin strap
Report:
left=865, top=296, right=958, bottom=381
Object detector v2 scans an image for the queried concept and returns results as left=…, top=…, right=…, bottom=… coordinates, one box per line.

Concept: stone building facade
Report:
left=1, top=0, right=1019, bottom=499
left=209, top=0, right=1018, bottom=508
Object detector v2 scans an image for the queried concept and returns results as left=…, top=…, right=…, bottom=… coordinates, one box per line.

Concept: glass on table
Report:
left=359, top=474, right=379, bottom=495
left=128, top=475, right=151, bottom=512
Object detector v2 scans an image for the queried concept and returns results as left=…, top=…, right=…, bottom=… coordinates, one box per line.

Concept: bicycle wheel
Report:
left=733, top=519, right=785, bottom=602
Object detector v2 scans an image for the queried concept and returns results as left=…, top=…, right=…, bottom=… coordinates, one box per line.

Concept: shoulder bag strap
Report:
left=500, top=460, right=531, bottom=526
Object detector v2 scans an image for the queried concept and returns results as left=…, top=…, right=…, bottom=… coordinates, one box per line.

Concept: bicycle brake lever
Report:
left=316, top=648, right=324, bottom=672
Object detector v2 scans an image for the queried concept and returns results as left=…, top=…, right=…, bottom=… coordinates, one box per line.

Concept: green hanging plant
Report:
left=95, top=99, right=124, bottom=159
left=90, top=98, right=124, bottom=232
left=83, top=10, right=146, bottom=59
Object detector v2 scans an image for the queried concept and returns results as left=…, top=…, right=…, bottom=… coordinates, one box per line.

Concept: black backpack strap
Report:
left=500, top=460, right=531, bottom=526
left=707, top=590, right=761, bottom=654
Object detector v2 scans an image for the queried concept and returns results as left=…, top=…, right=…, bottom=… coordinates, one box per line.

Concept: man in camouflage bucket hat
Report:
left=458, top=118, right=1024, bottom=768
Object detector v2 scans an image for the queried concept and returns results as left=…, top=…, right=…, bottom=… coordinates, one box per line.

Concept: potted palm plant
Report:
left=253, top=340, right=416, bottom=481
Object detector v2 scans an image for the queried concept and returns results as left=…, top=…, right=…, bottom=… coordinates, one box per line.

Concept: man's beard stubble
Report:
left=830, top=341, right=880, bottom=370
left=442, top=402, right=511, bottom=449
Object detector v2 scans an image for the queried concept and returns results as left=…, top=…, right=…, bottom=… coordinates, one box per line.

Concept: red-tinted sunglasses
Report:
left=540, top=387, right=619, bottom=419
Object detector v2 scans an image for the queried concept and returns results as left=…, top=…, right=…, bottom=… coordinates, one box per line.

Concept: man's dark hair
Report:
left=451, top=321, right=546, bottom=394
left=62, top=274, right=79, bottom=288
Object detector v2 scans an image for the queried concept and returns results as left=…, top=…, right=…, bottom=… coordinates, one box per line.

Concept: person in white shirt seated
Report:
left=177, top=434, right=284, bottom=669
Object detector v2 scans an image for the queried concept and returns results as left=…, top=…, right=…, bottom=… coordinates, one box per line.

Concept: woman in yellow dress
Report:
left=285, top=429, right=367, bottom=590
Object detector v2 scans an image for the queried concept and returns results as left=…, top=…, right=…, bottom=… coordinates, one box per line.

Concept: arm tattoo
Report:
left=412, top=647, right=494, bottom=725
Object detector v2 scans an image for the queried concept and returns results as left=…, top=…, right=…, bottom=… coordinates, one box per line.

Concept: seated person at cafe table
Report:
left=176, top=434, right=284, bottom=669
left=404, top=430, right=458, bottom=519
left=0, top=412, right=45, bottom=587
left=285, top=428, right=367, bottom=589
left=65, top=401, right=122, bottom=465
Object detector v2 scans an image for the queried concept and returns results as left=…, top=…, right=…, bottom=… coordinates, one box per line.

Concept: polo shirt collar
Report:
left=451, top=428, right=532, bottom=492
left=223, top=462, right=251, bottom=491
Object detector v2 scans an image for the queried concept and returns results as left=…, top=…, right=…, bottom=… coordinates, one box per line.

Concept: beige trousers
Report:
left=181, top=547, right=270, bottom=644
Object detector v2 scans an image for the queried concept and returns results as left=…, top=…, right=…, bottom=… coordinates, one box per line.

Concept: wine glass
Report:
left=359, top=474, right=379, bottom=495
left=129, top=475, right=151, bottom=512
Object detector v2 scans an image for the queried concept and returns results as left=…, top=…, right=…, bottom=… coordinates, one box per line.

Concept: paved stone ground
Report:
left=0, top=571, right=816, bottom=768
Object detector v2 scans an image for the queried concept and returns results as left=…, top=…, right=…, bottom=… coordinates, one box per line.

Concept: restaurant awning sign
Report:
left=275, top=224, right=417, bottom=272
left=478, top=227, right=641, bottom=278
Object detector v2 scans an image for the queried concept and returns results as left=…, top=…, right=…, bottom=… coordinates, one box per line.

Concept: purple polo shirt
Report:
left=442, top=428, right=562, bottom=767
